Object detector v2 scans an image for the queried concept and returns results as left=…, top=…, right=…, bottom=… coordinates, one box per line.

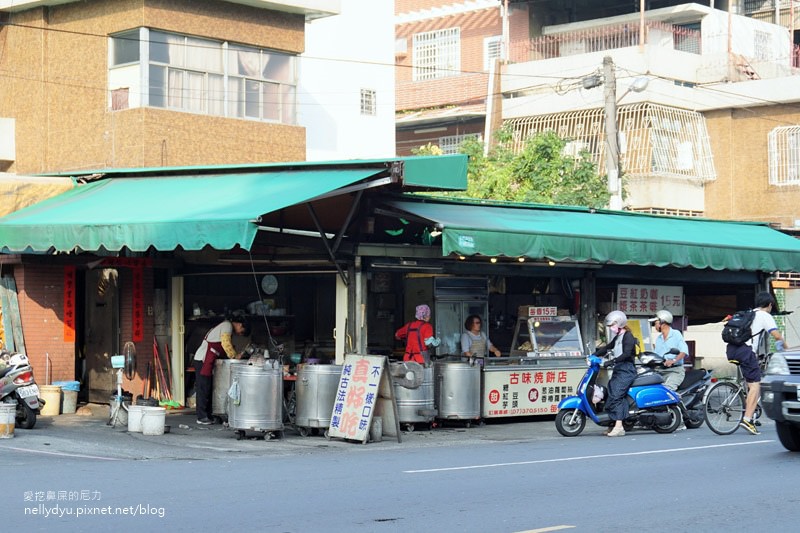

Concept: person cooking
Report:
left=461, top=314, right=502, bottom=366
left=192, top=316, right=251, bottom=425
left=395, top=304, right=439, bottom=365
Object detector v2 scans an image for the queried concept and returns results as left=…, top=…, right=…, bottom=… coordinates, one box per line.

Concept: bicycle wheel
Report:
left=704, top=381, right=745, bottom=435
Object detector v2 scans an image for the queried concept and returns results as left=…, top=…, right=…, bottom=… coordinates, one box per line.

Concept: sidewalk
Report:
left=0, top=403, right=563, bottom=461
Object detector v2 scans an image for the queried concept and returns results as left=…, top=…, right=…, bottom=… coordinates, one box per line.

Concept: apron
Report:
left=469, top=335, right=487, bottom=357
left=200, top=339, right=224, bottom=377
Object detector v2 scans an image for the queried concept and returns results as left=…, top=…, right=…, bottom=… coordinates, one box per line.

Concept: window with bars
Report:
left=754, top=30, right=773, bottom=60
left=768, top=126, right=800, bottom=186
left=360, top=89, right=376, bottom=116
left=412, top=28, right=460, bottom=81
left=484, top=35, right=503, bottom=71
left=109, top=28, right=297, bottom=124
left=439, top=133, right=480, bottom=154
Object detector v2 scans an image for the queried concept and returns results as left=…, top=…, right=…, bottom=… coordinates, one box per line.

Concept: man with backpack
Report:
left=726, top=292, right=787, bottom=435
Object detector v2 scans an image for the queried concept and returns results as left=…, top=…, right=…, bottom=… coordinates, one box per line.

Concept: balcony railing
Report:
left=508, top=20, right=701, bottom=62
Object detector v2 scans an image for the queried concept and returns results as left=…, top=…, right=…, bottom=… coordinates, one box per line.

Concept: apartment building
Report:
left=0, top=0, right=340, bottom=174
left=394, top=0, right=529, bottom=155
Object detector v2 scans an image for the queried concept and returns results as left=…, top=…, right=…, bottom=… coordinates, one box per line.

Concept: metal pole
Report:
left=603, top=56, right=622, bottom=210
left=639, top=0, right=645, bottom=51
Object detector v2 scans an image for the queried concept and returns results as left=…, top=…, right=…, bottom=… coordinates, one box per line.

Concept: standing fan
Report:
left=107, top=342, right=137, bottom=427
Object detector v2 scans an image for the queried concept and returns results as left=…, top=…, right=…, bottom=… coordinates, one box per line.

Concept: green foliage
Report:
left=414, top=127, right=610, bottom=208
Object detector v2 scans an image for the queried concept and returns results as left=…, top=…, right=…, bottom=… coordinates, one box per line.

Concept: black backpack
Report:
left=721, top=309, right=756, bottom=346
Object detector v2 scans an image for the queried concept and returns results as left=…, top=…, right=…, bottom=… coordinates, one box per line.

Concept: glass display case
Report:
left=510, top=315, right=584, bottom=359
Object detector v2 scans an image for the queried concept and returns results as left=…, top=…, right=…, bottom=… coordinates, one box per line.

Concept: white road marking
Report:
left=403, top=440, right=775, bottom=474
left=515, top=526, right=575, bottom=533
left=0, top=445, right=123, bottom=461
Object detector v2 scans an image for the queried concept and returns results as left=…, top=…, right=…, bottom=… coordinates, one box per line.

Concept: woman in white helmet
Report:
left=597, top=310, right=638, bottom=437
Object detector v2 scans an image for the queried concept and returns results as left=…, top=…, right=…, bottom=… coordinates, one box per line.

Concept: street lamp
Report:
left=592, top=56, right=649, bottom=210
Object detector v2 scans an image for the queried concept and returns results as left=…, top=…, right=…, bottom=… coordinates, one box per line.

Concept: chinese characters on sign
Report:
left=132, top=267, right=144, bottom=342
left=526, top=306, right=557, bottom=319
left=616, top=285, right=683, bottom=317
left=63, top=266, right=76, bottom=342
left=482, top=367, right=584, bottom=417
left=329, top=355, right=384, bottom=442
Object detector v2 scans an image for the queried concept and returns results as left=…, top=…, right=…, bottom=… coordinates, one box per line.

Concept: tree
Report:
left=413, top=128, right=610, bottom=208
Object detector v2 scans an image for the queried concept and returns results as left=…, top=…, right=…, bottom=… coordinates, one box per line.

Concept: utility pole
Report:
left=603, top=56, right=622, bottom=210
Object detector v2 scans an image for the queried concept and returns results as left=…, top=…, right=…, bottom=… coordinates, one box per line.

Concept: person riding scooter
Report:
left=596, top=310, right=638, bottom=437
left=649, top=310, right=688, bottom=392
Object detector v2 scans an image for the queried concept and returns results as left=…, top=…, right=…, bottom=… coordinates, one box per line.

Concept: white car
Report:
left=761, top=351, right=800, bottom=451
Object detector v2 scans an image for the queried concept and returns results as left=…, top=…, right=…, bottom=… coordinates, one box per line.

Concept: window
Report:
left=412, top=28, right=460, bottom=81
left=754, top=30, right=772, bottom=61
left=112, top=29, right=140, bottom=66
left=439, top=133, right=480, bottom=154
left=109, top=29, right=297, bottom=124
left=360, top=89, right=376, bottom=116
left=769, top=126, right=800, bottom=186
left=484, top=35, right=503, bottom=71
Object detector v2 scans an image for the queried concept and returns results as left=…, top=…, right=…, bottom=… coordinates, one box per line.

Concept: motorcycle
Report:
left=0, top=347, right=43, bottom=429
left=555, top=354, right=683, bottom=436
left=638, top=350, right=713, bottom=429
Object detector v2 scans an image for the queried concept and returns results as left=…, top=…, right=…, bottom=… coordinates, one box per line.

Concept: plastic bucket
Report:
left=0, top=404, right=15, bottom=439
left=52, top=381, right=80, bottom=414
left=40, top=385, right=62, bottom=416
left=127, top=405, right=144, bottom=432
left=141, top=407, right=166, bottom=436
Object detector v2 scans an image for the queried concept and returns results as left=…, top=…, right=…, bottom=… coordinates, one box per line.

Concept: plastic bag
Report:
left=227, top=380, right=241, bottom=406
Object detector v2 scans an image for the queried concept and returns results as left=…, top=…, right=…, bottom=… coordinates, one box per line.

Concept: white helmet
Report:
left=605, top=310, right=628, bottom=328
left=652, top=309, right=673, bottom=325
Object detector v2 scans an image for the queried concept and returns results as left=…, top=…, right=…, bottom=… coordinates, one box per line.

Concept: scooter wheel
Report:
left=555, top=408, right=586, bottom=437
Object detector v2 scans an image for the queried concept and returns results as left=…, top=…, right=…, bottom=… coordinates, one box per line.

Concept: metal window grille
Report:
left=768, top=126, right=800, bottom=186
left=412, top=28, right=460, bottom=81
left=360, top=89, right=376, bottom=116
left=439, top=133, right=480, bottom=154
left=504, top=103, right=716, bottom=182
left=754, top=30, right=773, bottom=60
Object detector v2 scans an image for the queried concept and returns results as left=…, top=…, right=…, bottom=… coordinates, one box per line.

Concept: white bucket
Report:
left=0, top=404, right=15, bottom=439
left=40, top=385, right=61, bottom=416
left=127, top=405, right=144, bottom=432
left=141, top=407, right=166, bottom=436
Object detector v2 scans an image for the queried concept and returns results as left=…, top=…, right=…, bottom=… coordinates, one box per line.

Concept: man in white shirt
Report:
left=726, top=292, right=786, bottom=435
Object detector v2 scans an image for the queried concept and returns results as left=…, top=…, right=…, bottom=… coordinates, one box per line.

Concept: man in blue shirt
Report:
left=649, top=309, right=689, bottom=391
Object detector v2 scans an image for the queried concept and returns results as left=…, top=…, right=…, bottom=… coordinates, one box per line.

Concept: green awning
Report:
left=0, top=169, right=383, bottom=252
left=385, top=198, right=800, bottom=272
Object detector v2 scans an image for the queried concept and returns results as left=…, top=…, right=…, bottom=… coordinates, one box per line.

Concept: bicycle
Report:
left=703, top=353, right=770, bottom=435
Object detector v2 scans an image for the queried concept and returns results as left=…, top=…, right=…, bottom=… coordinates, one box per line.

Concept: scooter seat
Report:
left=631, top=373, right=664, bottom=387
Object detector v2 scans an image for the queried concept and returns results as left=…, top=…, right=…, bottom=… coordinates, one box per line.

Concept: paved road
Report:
left=3, top=407, right=799, bottom=532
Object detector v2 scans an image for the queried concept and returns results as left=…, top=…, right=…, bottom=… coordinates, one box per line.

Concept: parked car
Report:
left=761, top=350, right=800, bottom=451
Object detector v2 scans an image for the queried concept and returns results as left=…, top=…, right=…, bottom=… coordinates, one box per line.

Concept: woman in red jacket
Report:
left=395, top=304, right=436, bottom=364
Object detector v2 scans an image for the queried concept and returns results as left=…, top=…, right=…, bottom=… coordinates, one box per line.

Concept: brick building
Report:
left=394, top=0, right=529, bottom=155
left=0, top=0, right=340, bottom=403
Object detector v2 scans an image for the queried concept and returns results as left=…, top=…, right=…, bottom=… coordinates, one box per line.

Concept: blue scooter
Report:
left=555, top=355, right=683, bottom=436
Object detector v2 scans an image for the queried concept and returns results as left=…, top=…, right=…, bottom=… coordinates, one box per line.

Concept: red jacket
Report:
left=395, top=320, right=434, bottom=363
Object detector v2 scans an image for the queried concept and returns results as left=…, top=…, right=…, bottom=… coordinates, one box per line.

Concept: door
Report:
left=84, top=268, right=120, bottom=403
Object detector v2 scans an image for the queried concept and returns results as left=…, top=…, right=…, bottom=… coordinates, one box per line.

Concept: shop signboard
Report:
left=328, top=354, right=400, bottom=443
left=616, top=285, right=683, bottom=317
left=482, top=366, right=584, bottom=418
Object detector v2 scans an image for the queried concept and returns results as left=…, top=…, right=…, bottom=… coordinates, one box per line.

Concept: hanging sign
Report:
left=132, top=266, right=144, bottom=342
left=328, top=354, right=400, bottom=443
left=63, top=266, right=76, bottom=342
left=616, top=284, right=683, bottom=317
